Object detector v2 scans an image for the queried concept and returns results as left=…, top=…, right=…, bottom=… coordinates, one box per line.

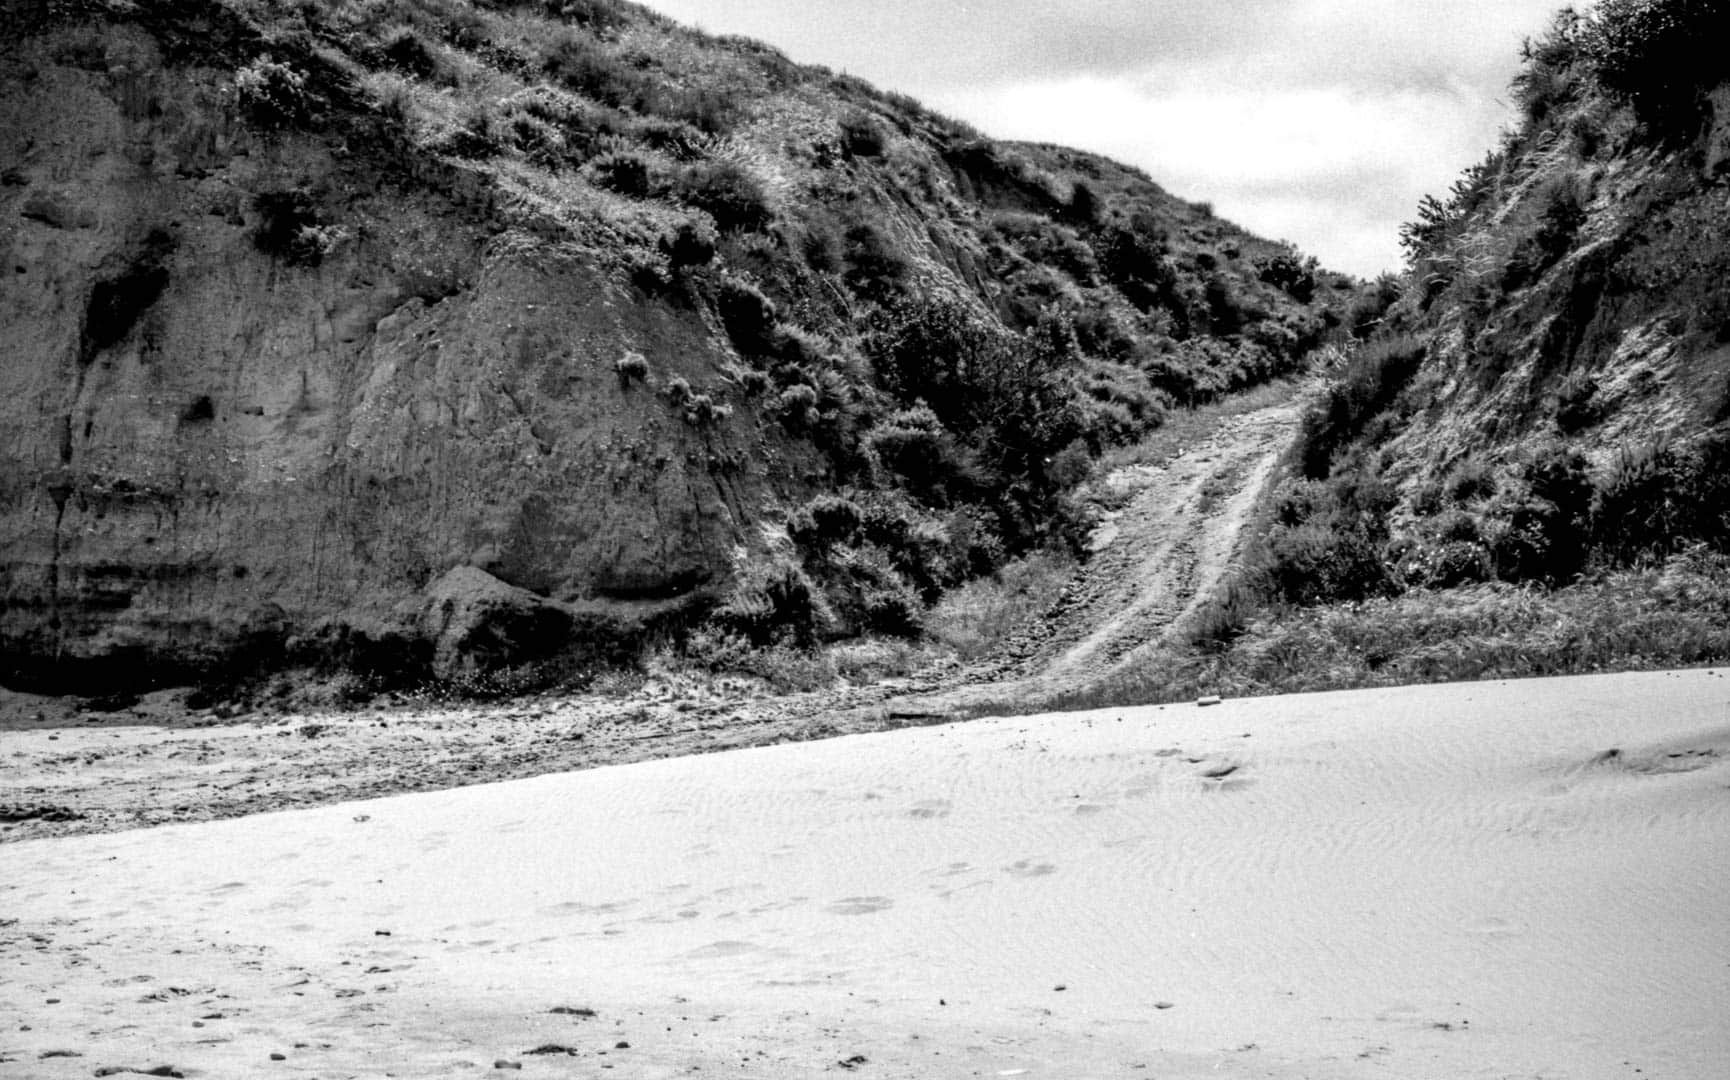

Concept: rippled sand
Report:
left=5, top=669, right=1728, bottom=1078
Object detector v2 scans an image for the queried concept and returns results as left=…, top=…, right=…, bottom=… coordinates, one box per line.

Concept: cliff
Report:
left=1254, top=1, right=1730, bottom=606
left=0, top=0, right=1336, bottom=694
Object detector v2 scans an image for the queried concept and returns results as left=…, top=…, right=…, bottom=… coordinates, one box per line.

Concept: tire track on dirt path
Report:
left=847, top=391, right=1312, bottom=717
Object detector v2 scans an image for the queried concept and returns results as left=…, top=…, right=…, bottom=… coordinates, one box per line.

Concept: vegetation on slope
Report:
left=231, top=0, right=1342, bottom=668
left=3, top=0, right=1346, bottom=696
left=1121, top=0, right=1730, bottom=705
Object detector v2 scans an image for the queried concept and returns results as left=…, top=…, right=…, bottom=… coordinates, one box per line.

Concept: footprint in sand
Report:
left=684, top=940, right=760, bottom=959
left=1589, top=746, right=1722, bottom=776
left=1462, top=916, right=1525, bottom=936
left=827, top=896, right=894, bottom=915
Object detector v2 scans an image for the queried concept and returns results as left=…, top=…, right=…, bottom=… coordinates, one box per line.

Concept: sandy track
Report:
left=1003, top=398, right=1299, bottom=683
left=1, top=394, right=1308, bottom=843
left=5, top=671, right=1728, bottom=1078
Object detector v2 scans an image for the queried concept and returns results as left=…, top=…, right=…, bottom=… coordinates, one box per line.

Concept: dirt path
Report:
left=839, top=393, right=1307, bottom=716
left=0, top=393, right=1308, bottom=843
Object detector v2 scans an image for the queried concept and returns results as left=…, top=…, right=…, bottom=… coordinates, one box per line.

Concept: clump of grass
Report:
left=614, top=350, right=648, bottom=386
left=1002, top=545, right=1730, bottom=716
left=925, top=550, right=1075, bottom=660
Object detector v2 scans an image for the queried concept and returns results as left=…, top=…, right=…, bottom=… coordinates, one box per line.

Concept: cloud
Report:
left=927, top=71, right=1513, bottom=277
left=635, top=0, right=1568, bottom=277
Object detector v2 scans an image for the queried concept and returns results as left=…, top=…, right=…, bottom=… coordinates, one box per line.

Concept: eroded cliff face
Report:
left=0, top=0, right=1336, bottom=694
left=0, top=19, right=786, bottom=690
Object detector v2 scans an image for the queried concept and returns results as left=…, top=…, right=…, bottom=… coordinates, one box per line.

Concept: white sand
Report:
left=5, top=669, right=1729, bottom=1078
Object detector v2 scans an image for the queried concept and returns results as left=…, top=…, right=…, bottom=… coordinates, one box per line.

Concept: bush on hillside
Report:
left=1256, top=251, right=1318, bottom=303
left=1512, top=8, right=1589, bottom=126
left=660, top=219, right=717, bottom=270
left=1294, top=335, right=1426, bottom=478
left=839, top=110, right=886, bottom=158
left=866, top=405, right=980, bottom=505
left=715, top=278, right=777, bottom=356
left=1263, top=472, right=1399, bottom=605
left=710, top=560, right=829, bottom=647
left=1585, top=0, right=1730, bottom=132
left=234, top=58, right=313, bottom=130
left=841, top=221, right=910, bottom=304
left=675, top=161, right=773, bottom=232
left=590, top=151, right=654, bottom=197
left=253, top=189, right=342, bottom=267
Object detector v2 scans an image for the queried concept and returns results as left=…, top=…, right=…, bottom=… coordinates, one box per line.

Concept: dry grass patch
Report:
left=972, top=546, right=1730, bottom=716
left=925, top=550, right=1076, bottom=661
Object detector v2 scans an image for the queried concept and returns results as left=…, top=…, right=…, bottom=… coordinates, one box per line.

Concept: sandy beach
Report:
left=4, top=669, right=1728, bottom=1078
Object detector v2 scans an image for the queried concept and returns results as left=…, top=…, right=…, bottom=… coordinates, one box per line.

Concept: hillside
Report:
left=0, top=0, right=1341, bottom=700
left=1080, top=0, right=1730, bottom=705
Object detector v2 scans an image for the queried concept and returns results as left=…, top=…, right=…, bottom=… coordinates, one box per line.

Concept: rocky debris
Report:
left=414, top=567, right=577, bottom=681
left=0, top=804, right=83, bottom=824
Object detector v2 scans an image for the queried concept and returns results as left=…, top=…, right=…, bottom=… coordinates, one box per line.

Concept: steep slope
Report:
left=1261, top=0, right=1730, bottom=606
left=0, top=0, right=1339, bottom=696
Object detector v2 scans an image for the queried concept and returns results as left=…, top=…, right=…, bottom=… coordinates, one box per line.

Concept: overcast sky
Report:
left=634, top=0, right=1569, bottom=278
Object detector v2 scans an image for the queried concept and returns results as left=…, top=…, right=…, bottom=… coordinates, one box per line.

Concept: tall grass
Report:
left=968, top=545, right=1730, bottom=716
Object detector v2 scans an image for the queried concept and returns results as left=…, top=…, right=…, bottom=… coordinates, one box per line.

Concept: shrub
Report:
left=1293, top=334, right=1425, bottom=478
left=866, top=405, right=978, bottom=504
left=841, top=221, right=909, bottom=303
left=381, top=29, right=440, bottom=79
left=773, top=382, right=819, bottom=430
left=1098, top=221, right=1175, bottom=311
left=1502, top=175, right=1588, bottom=290
left=1512, top=9, right=1589, bottom=126
left=838, top=110, right=885, bottom=158
left=715, top=278, right=776, bottom=356
left=925, top=549, right=1073, bottom=659
left=867, top=294, right=1010, bottom=430
left=1444, top=456, right=1498, bottom=503
left=736, top=369, right=770, bottom=397
left=1066, top=180, right=1101, bottom=226
left=1584, top=0, right=1730, bottom=132
left=253, top=189, right=341, bottom=267
left=433, top=102, right=507, bottom=158
left=682, top=393, right=732, bottom=426
left=508, top=112, right=566, bottom=165
left=1591, top=440, right=1687, bottom=561
left=234, top=58, right=312, bottom=130
left=788, top=494, right=864, bottom=550
left=1263, top=472, right=1399, bottom=605
left=543, top=32, right=638, bottom=107
left=711, top=560, right=828, bottom=647
left=614, top=350, right=648, bottom=386
left=1345, top=274, right=1403, bottom=339
left=590, top=151, right=654, bottom=197
left=1485, top=442, right=1594, bottom=584
left=1256, top=251, right=1318, bottom=303
left=661, top=374, right=692, bottom=407
left=659, top=219, right=716, bottom=270
left=675, top=161, right=773, bottom=232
